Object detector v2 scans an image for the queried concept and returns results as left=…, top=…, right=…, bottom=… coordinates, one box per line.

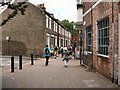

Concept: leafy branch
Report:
left=1, top=2, right=28, bottom=26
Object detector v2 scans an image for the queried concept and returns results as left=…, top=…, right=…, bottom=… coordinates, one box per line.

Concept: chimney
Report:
left=76, top=0, right=84, bottom=24
left=38, top=3, right=46, bottom=10
left=50, top=13, right=54, bottom=17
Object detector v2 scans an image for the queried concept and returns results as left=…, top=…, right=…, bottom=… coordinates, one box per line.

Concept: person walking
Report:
left=54, top=46, right=58, bottom=59
left=62, top=47, right=69, bottom=67
left=50, top=49, right=54, bottom=58
left=44, top=45, right=51, bottom=66
left=60, top=46, right=64, bottom=57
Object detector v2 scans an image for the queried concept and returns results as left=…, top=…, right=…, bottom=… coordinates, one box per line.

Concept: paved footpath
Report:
left=2, top=56, right=119, bottom=88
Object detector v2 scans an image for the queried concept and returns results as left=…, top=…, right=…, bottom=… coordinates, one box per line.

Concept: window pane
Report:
left=97, top=17, right=109, bottom=56
left=86, top=25, right=92, bottom=52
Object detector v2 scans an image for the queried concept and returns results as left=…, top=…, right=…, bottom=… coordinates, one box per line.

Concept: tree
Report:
left=61, top=19, right=76, bottom=36
left=0, top=1, right=28, bottom=26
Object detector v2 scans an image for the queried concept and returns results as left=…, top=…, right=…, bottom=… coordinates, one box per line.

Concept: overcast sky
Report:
left=29, top=0, right=77, bottom=22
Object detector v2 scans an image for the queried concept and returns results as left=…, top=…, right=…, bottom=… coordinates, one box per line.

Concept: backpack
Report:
left=45, top=48, right=49, bottom=54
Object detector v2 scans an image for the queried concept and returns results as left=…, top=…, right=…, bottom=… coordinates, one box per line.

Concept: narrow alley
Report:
left=2, top=56, right=118, bottom=88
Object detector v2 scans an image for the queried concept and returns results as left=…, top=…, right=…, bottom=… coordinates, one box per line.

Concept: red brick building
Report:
left=82, top=1, right=120, bottom=84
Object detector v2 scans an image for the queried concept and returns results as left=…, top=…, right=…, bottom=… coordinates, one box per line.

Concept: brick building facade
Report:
left=1, top=2, right=71, bottom=57
left=82, top=1, right=120, bottom=84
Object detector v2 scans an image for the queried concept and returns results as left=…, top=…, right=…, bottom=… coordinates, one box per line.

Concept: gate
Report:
left=81, top=51, right=93, bottom=69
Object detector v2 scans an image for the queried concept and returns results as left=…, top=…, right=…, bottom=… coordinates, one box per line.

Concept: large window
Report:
left=97, top=17, right=109, bottom=56
left=61, top=39, right=63, bottom=46
left=86, top=25, right=92, bottom=52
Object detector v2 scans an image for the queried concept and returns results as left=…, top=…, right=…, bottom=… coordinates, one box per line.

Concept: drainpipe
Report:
left=118, top=1, right=120, bottom=85
left=111, top=0, right=115, bottom=83
left=118, top=12, right=120, bottom=86
left=91, top=6, right=93, bottom=69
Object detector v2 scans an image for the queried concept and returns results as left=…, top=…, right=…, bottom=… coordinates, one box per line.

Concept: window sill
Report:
left=83, top=51, right=92, bottom=55
left=97, top=54, right=109, bottom=58
left=87, top=51, right=92, bottom=54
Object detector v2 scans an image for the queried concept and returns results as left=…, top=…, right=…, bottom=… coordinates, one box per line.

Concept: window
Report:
left=46, top=15, right=48, bottom=28
left=61, top=39, right=63, bottom=46
left=65, top=40, right=67, bottom=46
left=62, top=28, right=64, bottom=35
left=59, top=25, right=61, bottom=34
left=54, top=21, right=56, bottom=31
left=54, top=22, right=57, bottom=32
left=55, top=23, right=57, bottom=32
left=86, top=25, right=92, bottom=52
left=50, top=36, right=55, bottom=47
left=97, top=17, right=109, bottom=56
left=49, top=18, right=52, bottom=29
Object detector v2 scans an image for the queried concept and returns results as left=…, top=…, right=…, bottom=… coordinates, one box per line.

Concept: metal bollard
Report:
left=11, top=56, right=14, bottom=72
left=31, top=54, right=34, bottom=65
left=19, top=55, right=22, bottom=70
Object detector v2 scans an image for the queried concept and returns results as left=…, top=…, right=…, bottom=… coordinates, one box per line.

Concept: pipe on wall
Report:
left=118, top=13, right=120, bottom=85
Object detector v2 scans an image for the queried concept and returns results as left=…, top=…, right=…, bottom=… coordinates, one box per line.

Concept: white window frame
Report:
left=55, top=23, right=57, bottom=32
left=97, top=17, right=109, bottom=57
left=62, top=28, right=64, bottom=35
left=46, top=15, right=48, bottom=28
left=59, top=26, right=62, bottom=34
left=49, top=18, right=52, bottom=29
left=54, top=21, right=56, bottom=31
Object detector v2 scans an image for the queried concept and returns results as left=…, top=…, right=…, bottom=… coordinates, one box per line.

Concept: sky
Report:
left=29, top=0, right=77, bottom=22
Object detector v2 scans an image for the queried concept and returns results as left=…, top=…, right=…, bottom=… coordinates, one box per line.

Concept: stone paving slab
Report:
left=2, top=56, right=118, bottom=88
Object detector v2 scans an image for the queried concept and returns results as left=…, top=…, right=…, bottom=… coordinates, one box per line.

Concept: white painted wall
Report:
left=77, top=8, right=83, bottom=22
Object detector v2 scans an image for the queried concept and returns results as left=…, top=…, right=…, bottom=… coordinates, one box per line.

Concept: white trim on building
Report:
left=83, top=0, right=102, bottom=17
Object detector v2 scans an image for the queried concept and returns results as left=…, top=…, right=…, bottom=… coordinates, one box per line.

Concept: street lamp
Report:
left=6, top=36, right=10, bottom=55
left=76, top=0, right=84, bottom=65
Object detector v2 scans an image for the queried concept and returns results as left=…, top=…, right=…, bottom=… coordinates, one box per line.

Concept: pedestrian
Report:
left=67, top=45, right=72, bottom=59
left=60, top=46, right=64, bottom=57
left=62, top=47, right=69, bottom=67
left=44, top=45, right=51, bottom=66
left=54, top=46, right=58, bottom=59
left=50, top=49, right=54, bottom=58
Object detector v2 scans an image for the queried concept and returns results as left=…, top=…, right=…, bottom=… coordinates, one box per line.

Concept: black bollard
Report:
left=31, top=54, right=34, bottom=65
left=11, top=56, right=14, bottom=72
left=19, top=55, right=22, bottom=70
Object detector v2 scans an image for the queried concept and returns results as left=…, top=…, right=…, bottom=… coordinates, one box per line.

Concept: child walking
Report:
left=62, top=47, right=69, bottom=67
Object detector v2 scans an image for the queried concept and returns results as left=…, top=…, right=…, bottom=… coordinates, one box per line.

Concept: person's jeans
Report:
left=45, top=56, right=49, bottom=66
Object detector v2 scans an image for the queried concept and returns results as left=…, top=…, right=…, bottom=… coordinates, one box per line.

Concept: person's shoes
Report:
left=65, top=66, right=67, bottom=67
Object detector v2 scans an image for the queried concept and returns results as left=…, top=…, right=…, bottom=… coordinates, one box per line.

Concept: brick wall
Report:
left=2, top=3, right=46, bottom=57
left=83, top=2, right=95, bottom=13
left=83, top=2, right=119, bottom=83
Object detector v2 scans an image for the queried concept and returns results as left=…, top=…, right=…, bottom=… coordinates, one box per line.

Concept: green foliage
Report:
left=1, top=2, right=28, bottom=26
left=61, top=19, right=76, bottom=36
